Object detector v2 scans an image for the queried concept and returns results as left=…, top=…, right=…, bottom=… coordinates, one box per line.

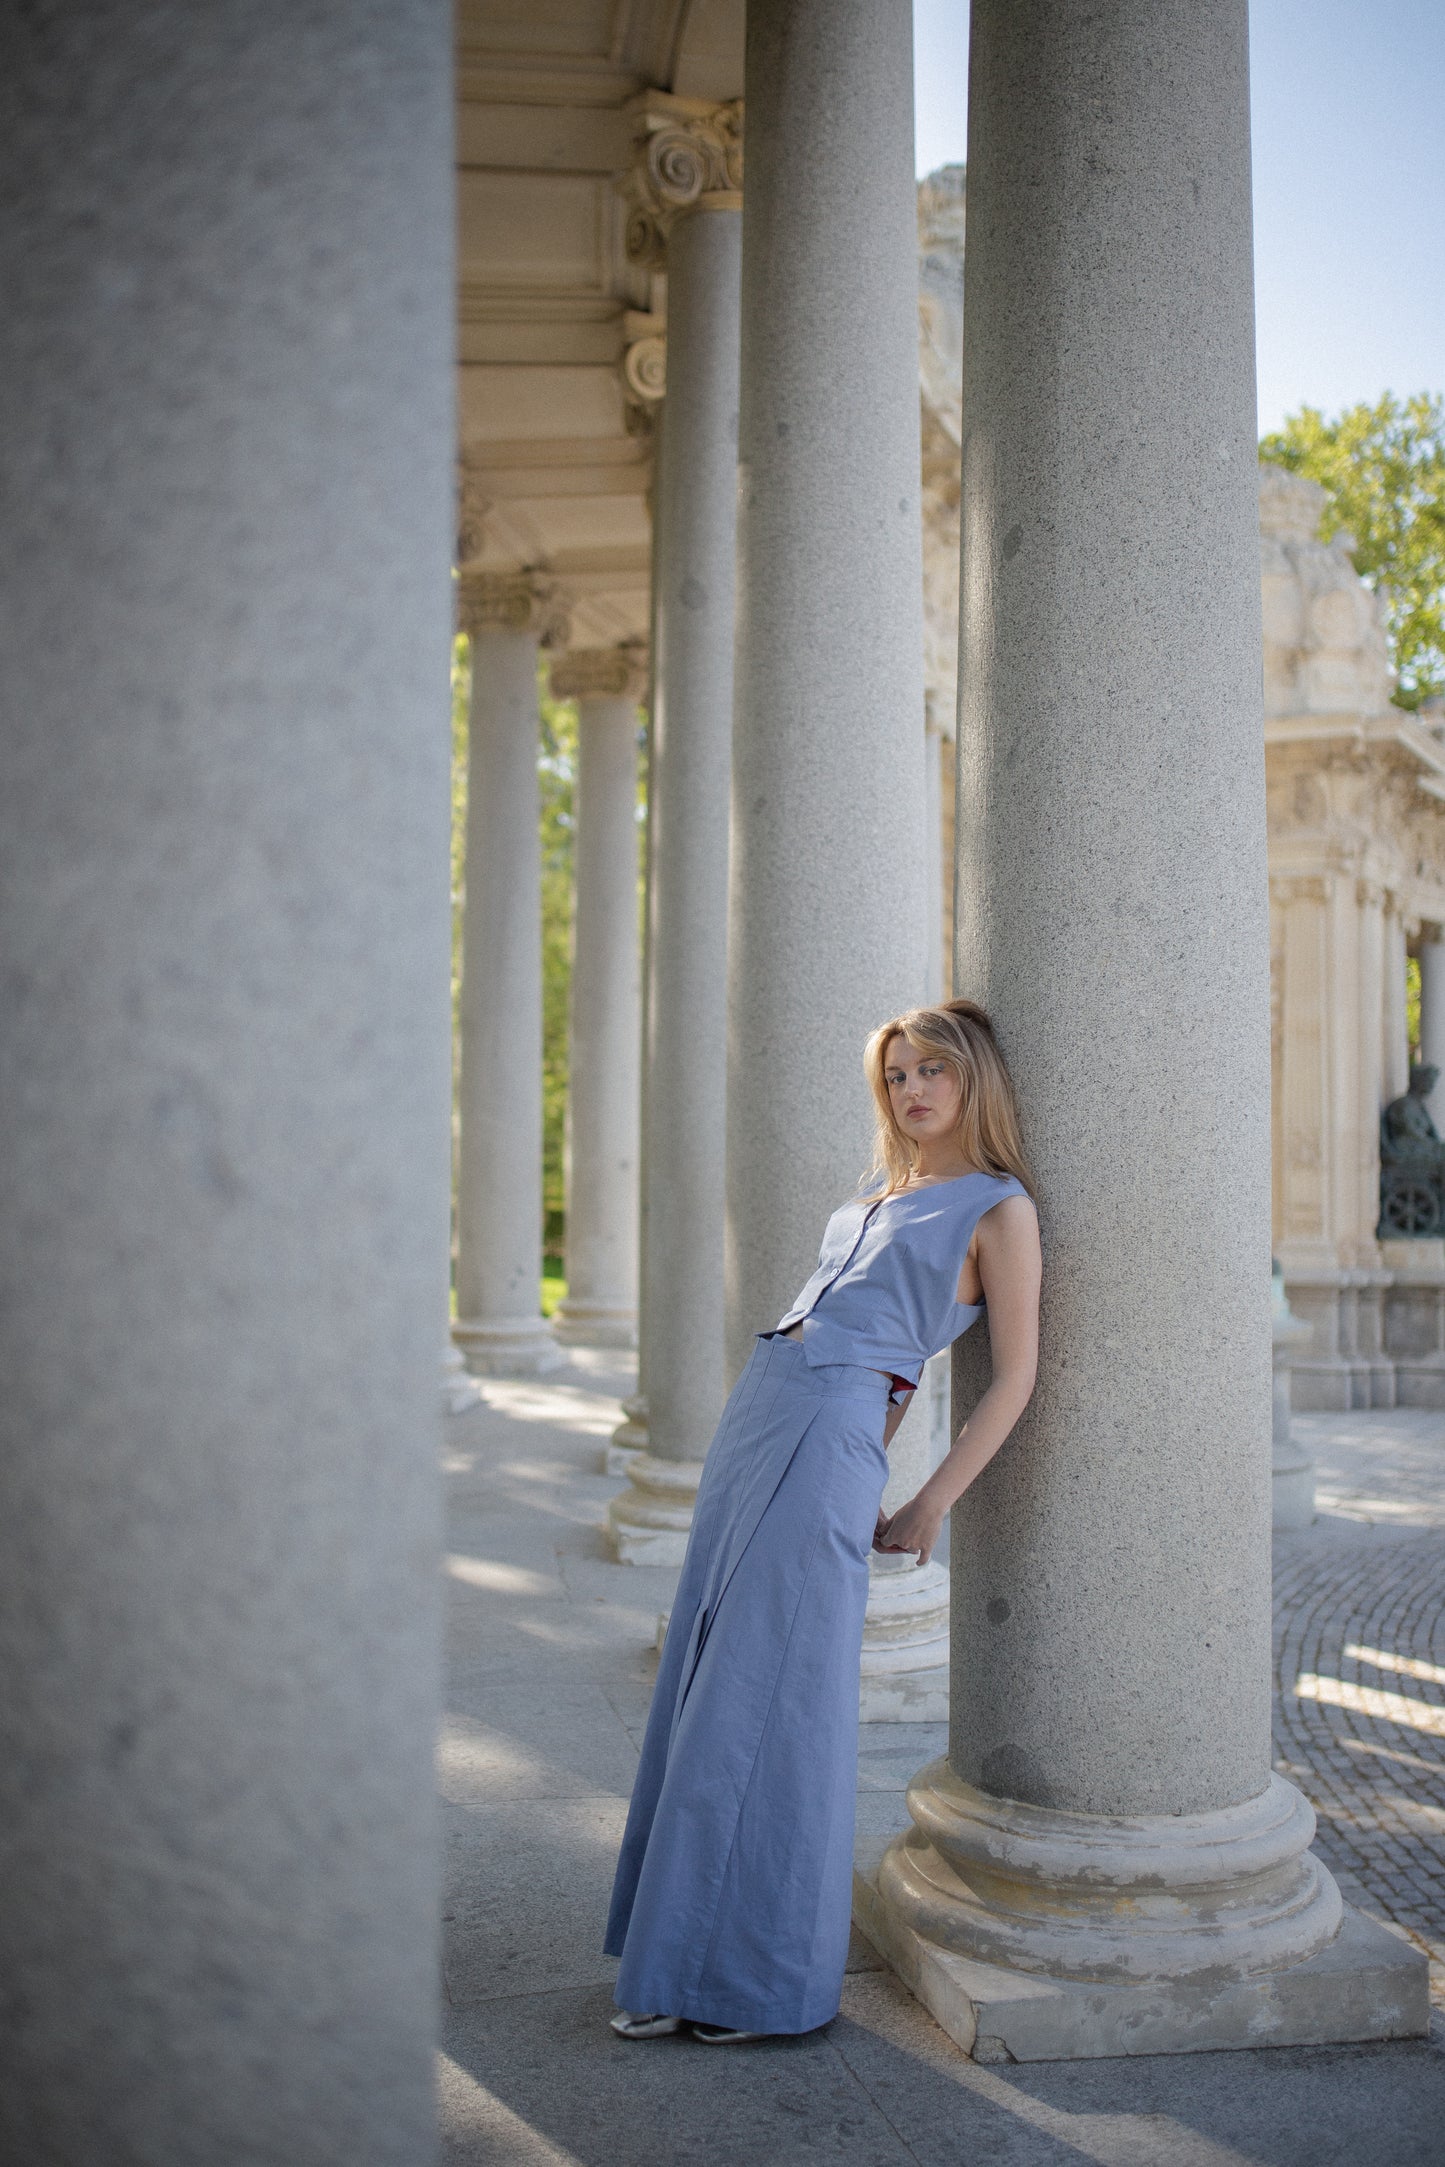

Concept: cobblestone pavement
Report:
left=1274, top=1407, right=1445, bottom=2008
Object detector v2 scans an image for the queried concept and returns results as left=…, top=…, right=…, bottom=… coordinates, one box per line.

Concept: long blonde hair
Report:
left=862, top=999, right=1036, bottom=1199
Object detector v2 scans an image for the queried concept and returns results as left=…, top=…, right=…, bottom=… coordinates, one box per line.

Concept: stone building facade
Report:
left=1262, top=468, right=1445, bottom=1407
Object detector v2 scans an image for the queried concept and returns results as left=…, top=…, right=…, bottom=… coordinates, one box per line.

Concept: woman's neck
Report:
left=909, top=1147, right=978, bottom=1184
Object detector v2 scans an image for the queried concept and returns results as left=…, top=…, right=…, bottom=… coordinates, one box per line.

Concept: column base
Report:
left=552, top=1298, right=637, bottom=1350
left=452, top=1316, right=563, bottom=1378
left=442, top=1344, right=485, bottom=1413
left=606, top=1452, right=703, bottom=1565
left=604, top=1393, right=648, bottom=1476
left=852, top=1760, right=1429, bottom=2061
left=859, top=1556, right=950, bottom=1722
left=1272, top=1446, right=1316, bottom=1531
left=854, top=1839, right=1428, bottom=2061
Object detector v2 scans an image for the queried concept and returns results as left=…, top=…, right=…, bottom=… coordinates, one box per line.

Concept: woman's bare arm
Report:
left=875, top=1195, right=1041, bottom=1566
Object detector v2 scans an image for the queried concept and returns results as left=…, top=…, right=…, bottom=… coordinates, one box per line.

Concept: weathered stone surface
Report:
left=855, top=1845, right=1427, bottom=2062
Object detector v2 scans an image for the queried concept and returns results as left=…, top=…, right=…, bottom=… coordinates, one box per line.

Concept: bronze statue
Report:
left=1378, top=1065, right=1445, bottom=1237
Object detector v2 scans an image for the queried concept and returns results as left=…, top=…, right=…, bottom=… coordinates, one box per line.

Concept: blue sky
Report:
left=914, top=0, right=1445, bottom=435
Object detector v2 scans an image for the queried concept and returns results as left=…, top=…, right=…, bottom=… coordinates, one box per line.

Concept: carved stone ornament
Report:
left=623, top=328, right=667, bottom=406
left=620, top=93, right=743, bottom=268
left=456, top=571, right=570, bottom=649
left=550, top=644, right=650, bottom=706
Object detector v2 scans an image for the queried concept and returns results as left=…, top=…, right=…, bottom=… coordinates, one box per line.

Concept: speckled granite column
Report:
left=0, top=0, right=451, bottom=2153
left=858, top=0, right=1428, bottom=2058
left=725, top=0, right=939, bottom=1710
left=550, top=649, right=644, bottom=1349
left=727, top=0, right=927, bottom=1362
left=609, top=110, right=743, bottom=1564
left=453, top=578, right=566, bottom=1378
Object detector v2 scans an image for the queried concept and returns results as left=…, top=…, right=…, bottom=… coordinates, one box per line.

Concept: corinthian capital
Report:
left=620, top=93, right=743, bottom=267
left=549, top=644, right=650, bottom=706
left=456, top=571, right=570, bottom=649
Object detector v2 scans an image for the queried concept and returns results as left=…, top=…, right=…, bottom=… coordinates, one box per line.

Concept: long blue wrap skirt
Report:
left=604, top=1332, right=891, bottom=2034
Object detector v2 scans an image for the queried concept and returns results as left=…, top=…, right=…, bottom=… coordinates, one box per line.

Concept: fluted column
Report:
left=608, top=97, right=743, bottom=1564
left=550, top=646, right=645, bottom=1348
left=453, top=573, right=566, bottom=1377
left=0, top=0, right=450, bottom=2152
left=858, top=0, right=1427, bottom=2058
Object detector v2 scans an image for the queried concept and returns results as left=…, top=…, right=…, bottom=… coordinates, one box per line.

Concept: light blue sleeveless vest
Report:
left=769, top=1170, right=1030, bottom=1395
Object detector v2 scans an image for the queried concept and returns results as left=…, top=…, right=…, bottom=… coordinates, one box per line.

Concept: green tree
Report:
left=1260, top=392, right=1445, bottom=710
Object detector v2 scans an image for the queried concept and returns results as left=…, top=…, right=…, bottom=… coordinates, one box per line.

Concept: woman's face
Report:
left=884, top=1034, right=963, bottom=1150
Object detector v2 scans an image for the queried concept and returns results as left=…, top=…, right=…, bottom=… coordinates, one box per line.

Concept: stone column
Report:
left=1421, top=929, right=1445, bottom=1130
left=1272, top=1267, right=1316, bottom=1529
left=924, top=720, right=947, bottom=1004
left=609, top=559, right=660, bottom=1474
left=727, top=0, right=926, bottom=1350
left=608, top=99, right=742, bottom=1564
left=453, top=574, right=567, bottom=1377
left=858, top=0, right=1426, bottom=2058
left=724, top=0, right=945, bottom=1715
left=550, top=647, right=645, bottom=1347
left=0, top=1, right=451, bottom=2155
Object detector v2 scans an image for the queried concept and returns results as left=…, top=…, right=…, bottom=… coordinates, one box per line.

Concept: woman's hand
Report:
left=874, top=1493, right=946, bottom=1566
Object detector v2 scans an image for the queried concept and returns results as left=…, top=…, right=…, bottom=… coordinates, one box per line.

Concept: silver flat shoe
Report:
left=689, top=2021, right=768, bottom=2044
left=609, top=2010, right=684, bottom=2040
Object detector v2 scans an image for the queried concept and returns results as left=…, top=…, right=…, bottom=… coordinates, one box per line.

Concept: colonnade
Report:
left=7, top=5, right=1429, bottom=2151
left=453, top=0, right=1426, bottom=2053
left=448, top=17, right=954, bottom=1707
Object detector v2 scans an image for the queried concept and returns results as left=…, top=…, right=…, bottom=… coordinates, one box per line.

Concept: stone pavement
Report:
left=1274, top=1410, right=1445, bottom=2009
left=439, top=1353, right=1445, bottom=2166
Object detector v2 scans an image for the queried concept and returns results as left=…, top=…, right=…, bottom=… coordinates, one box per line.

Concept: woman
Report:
left=604, top=999, right=1042, bottom=2044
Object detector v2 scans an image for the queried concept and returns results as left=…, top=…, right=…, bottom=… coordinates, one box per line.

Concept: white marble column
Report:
left=724, top=0, right=944, bottom=1713
left=453, top=574, right=566, bottom=1378
left=0, top=0, right=451, bottom=2152
left=608, top=100, right=743, bottom=1564
left=858, top=0, right=1426, bottom=2059
left=550, top=647, right=645, bottom=1347
left=1421, top=929, right=1445, bottom=1130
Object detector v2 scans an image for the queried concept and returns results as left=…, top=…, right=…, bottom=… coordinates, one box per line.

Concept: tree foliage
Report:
left=1259, top=392, right=1445, bottom=709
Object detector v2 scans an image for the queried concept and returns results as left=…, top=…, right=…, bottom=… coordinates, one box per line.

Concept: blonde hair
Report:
left=862, top=999, right=1036, bottom=1199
